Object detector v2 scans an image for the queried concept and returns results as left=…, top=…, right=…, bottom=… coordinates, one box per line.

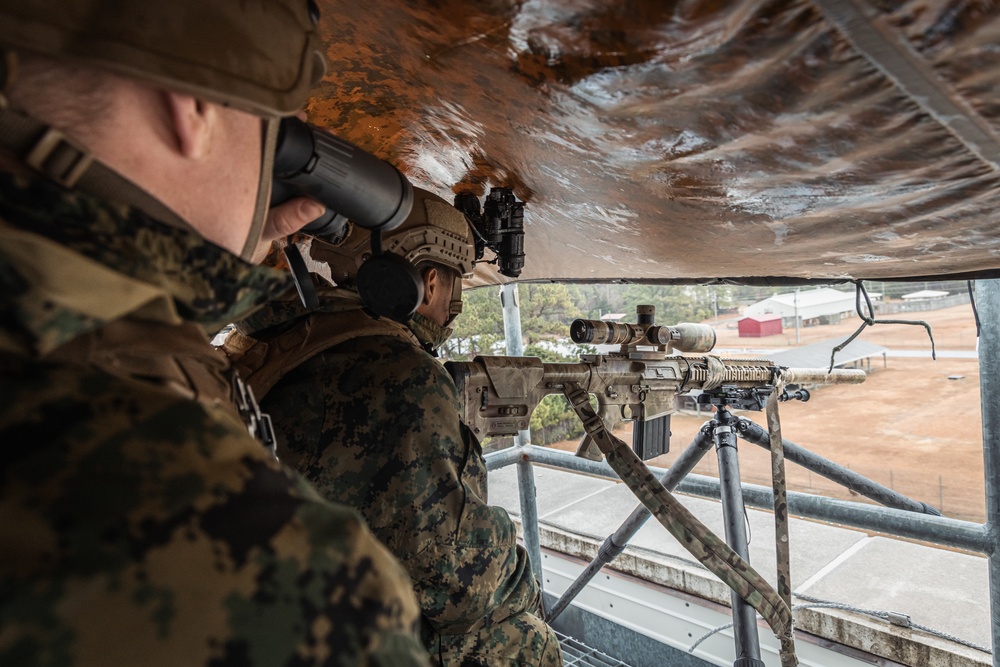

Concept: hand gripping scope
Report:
left=271, top=117, right=420, bottom=320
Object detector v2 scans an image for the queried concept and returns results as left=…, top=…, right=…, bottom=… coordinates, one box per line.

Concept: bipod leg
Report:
left=715, top=407, right=765, bottom=667
left=547, top=424, right=715, bottom=623
left=560, top=382, right=794, bottom=658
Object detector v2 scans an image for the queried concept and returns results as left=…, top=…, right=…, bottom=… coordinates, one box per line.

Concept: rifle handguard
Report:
left=780, top=368, right=867, bottom=385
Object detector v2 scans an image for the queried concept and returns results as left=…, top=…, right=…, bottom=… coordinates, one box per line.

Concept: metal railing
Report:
left=483, top=279, right=1000, bottom=667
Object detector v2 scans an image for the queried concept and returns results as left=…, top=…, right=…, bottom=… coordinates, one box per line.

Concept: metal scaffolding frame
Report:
left=484, top=279, right=1000, bottom=666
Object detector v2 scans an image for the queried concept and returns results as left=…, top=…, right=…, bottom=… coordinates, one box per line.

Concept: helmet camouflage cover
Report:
left=0, top=0, right=325, bottom=116
left=312, top=187, right=477, bottom=287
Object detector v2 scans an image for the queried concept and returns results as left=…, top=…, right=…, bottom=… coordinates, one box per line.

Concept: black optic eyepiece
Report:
left=271, top=117, right=413, bottom=243
left=454, top=187, right=525, bottom=278
left=569, top=319, right=595, bottom=345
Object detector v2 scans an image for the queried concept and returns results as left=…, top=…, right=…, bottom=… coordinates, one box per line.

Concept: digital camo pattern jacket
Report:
left=237, top=295, right=562, bottom=667
left=0, top=172, right=428, bottom=667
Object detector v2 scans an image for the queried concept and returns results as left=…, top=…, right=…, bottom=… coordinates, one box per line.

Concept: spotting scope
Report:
left=271, top=117, right=413, bottom=242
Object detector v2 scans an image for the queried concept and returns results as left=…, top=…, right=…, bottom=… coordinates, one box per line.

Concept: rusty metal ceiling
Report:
left=310, top=0, right=1000, bottom=286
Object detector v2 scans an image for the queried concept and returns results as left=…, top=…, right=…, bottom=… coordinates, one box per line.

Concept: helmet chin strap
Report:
left=283, top=239, right=319, bottom=309
left=239, top=117, right=280, bottom=262
left=445, top=277, right=463, bottom=328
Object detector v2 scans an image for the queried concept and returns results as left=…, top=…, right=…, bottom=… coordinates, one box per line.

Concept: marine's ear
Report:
left=163, top=92, right=216, bottom=159
left=421, top=266, right=439, bottom=307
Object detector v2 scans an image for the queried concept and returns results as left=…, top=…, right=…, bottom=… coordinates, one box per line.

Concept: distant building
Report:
left=901, top=289, right=949, bottom=301
left=738, top=314, right=783, bottom=337
left=743, top=287, right=872, bottom=329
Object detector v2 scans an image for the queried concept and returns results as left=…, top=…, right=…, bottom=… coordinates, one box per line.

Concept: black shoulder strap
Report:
left=0, top=106, right=193, bottom=233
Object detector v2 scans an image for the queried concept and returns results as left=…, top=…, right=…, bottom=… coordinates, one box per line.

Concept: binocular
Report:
left=270, top=117, right=419, bottom=319
left=269, top=118, right=528, bottom=319
left=271, top=117, right=413, bottom=240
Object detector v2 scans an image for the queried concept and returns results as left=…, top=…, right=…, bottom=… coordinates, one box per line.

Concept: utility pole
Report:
left=794, top=288, right=801, bottom=344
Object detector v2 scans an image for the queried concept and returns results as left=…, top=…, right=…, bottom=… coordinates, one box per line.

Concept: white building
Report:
left=743, top=287, right=870, bottom=328
left=901, top=289, right=949, bottom=301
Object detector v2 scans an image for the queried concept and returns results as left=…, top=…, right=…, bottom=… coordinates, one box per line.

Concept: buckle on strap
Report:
left=234, top=375, right=279, bottom=460
left=25, top=126, right=94, bottom=188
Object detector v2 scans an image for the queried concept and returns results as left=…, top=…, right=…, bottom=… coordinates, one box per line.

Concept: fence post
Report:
left=975, top=279, right=1000, bottom=667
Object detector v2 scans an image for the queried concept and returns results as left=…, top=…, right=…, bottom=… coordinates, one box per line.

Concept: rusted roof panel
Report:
left=310, top=0, right=1000, bottom=286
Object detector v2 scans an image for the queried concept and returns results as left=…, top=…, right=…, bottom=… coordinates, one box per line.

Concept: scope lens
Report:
left=570, top=319, right=594, bottom=344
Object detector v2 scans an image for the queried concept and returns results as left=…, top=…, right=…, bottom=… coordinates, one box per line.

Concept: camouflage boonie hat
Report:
left=312, top=186, right=477, bottom=286
left=0, top=0, right=325, bottom=116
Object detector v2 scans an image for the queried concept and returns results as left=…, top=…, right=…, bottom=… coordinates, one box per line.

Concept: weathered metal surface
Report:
left=310, top=0, right=1000, bottom=285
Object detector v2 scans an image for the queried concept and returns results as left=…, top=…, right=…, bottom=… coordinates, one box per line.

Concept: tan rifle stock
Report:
left=447, top=353, right=865, bottom=459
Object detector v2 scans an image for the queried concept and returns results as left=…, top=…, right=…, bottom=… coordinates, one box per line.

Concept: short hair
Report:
left=417, top=260, right=461, bottom=286
left=8, top=53, right=115, bottom=145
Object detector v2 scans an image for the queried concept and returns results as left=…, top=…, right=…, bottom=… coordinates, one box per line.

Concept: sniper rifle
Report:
left=446, top=305, right=865, bottom=461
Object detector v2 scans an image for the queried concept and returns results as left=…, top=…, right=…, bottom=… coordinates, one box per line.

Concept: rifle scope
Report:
left=271, top=117, right=414, bottom=243
left=571, top=319, right=717, bottom=353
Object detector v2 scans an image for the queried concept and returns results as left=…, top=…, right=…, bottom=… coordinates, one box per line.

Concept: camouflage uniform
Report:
left=229, top=291, right=562, bottom=667
left=0, top=172, right=429, bottom=666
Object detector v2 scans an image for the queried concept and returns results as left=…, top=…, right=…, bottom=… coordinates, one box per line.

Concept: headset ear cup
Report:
left=356, top=253, right=424, bottom=322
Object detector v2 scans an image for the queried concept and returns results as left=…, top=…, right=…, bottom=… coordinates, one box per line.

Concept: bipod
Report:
left=713, top=405, right=766, bottom=666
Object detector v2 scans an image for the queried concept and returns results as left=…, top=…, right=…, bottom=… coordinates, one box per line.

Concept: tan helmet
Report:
left=311, top=186, right=476, bottom=288
left=0, top=0, right=325, bottom=116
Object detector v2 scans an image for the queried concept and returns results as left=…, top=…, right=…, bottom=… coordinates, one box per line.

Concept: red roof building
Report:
left=738, top=314, right=783, bottom=338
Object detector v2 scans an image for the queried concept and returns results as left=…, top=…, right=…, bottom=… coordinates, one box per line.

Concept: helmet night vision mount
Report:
left=454, top=187, right=526, bottom=279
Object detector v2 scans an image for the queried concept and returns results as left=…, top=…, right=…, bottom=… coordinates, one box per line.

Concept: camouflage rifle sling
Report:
left=561, top=382, right=796, bottom=650
left=766, top=379, right=798, bottom=667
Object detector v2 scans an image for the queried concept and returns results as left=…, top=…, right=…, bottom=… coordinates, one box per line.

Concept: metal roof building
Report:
left=744, top=288, right=857, bottom=321
left=901, top=289, right=949, bottom=301
left=767, top=335, right=888, bottom=373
